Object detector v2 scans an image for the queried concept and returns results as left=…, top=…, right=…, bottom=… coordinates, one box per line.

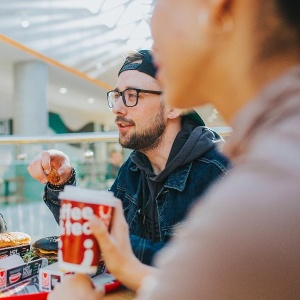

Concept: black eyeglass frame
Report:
left=107, top=88, right=162, bottom=108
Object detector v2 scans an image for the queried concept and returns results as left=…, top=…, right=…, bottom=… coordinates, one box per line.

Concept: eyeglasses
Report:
left=107, top=88, right=162, bottom=108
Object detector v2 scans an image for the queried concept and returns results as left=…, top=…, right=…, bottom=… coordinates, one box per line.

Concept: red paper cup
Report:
left=58, top=186, right=117, bottom=273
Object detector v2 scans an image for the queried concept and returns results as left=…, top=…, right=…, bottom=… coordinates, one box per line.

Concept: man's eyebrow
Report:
left=114, top=87, right=138, bottom=92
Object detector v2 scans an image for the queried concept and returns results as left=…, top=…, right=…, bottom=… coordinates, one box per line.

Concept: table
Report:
left=104, top=287, right=135, bottom=300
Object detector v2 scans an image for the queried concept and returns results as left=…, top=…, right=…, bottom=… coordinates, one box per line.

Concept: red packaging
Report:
left=58, top=186, right=117, bottom=273
left=0, top=255, right=48, bottom=292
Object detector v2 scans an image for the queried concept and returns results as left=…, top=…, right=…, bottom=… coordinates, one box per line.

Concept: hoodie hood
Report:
left=131, top=116, right=224, bottom=183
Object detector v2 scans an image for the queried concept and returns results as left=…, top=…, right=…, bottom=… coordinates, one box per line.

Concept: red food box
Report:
left=0, top=256, right=48, bottom=292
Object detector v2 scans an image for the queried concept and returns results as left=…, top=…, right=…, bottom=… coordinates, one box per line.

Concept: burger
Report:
left=26, top=236, right=59, bottom=264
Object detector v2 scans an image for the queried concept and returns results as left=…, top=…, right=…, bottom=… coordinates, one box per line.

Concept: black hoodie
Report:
left=131, top=116, right=224, bottom=242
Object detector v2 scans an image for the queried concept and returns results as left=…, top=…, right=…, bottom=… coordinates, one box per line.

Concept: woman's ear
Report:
left=209, top=0, right=235, bottom=34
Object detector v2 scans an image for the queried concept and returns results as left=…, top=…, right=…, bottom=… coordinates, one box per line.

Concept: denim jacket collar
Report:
left=130, top=162, right=192, bottom=193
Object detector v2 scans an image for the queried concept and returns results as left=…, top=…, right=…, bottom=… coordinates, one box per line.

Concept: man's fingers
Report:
left=27, top=161, right=48, bottom=184
left=40, top=151, right=52, bottom=175
left=57, top=163, right=72, bottom=178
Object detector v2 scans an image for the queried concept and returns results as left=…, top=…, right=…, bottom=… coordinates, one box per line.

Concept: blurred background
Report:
left=0, top=0, right=230, bottom=241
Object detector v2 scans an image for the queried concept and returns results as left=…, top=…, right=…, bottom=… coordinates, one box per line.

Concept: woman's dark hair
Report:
left=276, top=0, right=300, bottom=29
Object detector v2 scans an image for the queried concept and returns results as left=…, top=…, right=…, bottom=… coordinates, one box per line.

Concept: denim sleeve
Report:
left=130, top=234, right=165, bottom=266
left=43, top=180, right=77, bottom=225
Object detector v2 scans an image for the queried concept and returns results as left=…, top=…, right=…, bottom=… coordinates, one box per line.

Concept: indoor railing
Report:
left=0, top=127, right=231, bottom=241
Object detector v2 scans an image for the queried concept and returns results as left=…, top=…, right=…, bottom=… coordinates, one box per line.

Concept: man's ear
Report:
left=168, top=107, right=182, bottom=119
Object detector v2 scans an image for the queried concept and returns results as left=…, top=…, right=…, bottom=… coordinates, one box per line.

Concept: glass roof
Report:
left=0, top=0, right=229, bottom=128
left=0, top=0, right=155, bottom=81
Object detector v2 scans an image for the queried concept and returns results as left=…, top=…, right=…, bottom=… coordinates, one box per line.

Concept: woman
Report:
left=49, top=0, right=300, bottom=299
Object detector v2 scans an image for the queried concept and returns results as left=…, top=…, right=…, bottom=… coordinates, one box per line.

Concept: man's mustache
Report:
left=115, top=116, right=135, bottom=126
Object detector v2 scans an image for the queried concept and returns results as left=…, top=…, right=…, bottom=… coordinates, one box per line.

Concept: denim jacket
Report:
left=109, top=147, right=230, bottom=265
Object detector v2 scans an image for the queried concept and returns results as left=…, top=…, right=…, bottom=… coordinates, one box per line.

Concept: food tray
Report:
left=0, top=273, right=121, bottom=299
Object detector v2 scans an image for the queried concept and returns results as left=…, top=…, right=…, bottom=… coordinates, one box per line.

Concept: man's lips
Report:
left=116, top=122, right=133, bottom=131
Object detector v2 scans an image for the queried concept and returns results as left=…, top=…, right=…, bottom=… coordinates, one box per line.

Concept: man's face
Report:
left=112, top=70, right=166, bottom=152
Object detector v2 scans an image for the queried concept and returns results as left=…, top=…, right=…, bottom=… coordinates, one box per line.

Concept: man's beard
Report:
left=119, top=108, right=166, bottom=152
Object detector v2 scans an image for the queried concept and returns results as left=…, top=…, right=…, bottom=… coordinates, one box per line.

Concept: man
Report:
left=28, top=49, right=230, bottom=265
left=105, top=149, right=124, bottom=180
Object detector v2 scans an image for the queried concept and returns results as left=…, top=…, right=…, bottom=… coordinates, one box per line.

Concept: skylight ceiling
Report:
left=0, top=0, right=155, bottom=85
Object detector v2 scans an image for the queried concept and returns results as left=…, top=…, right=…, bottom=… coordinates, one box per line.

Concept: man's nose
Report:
left=112, top=95, right=126, bottom=114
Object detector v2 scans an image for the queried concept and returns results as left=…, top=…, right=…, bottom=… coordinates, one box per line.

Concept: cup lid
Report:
left=58, top=185, right=117, bottom=206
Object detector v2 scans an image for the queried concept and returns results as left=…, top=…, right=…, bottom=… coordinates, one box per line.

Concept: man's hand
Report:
left=27, top=149, right=72, bottom=185
left=47, top=274, right=104, bottom=300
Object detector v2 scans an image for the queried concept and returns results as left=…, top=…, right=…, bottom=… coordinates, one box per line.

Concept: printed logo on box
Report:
left=42, top=272, right=50, bottom=289
left=0, top=270, right=6, bottom=288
